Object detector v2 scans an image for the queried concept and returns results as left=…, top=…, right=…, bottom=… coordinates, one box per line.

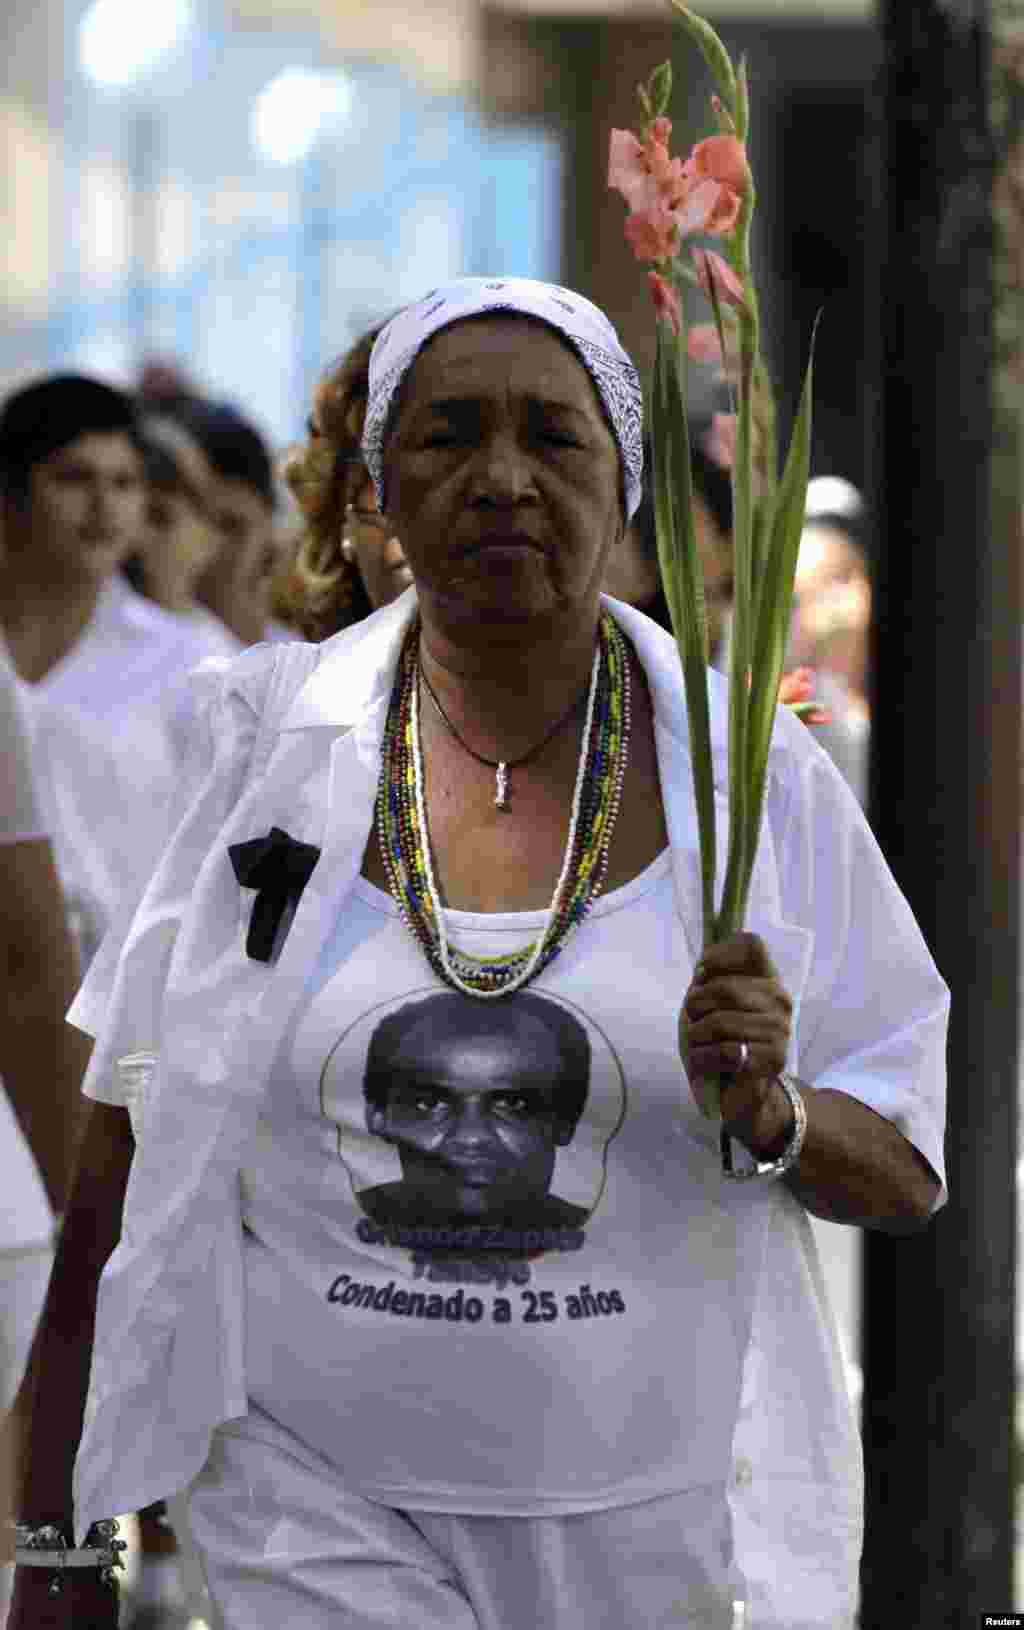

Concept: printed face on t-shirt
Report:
left=361, top=999, right=589, bottom=1226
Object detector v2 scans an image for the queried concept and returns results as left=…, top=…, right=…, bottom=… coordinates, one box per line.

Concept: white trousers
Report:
left=185, top=1406, right=741, bottom=1630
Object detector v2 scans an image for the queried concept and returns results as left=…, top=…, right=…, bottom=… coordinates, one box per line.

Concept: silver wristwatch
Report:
left=720, top=1073, right=808, bottom=1181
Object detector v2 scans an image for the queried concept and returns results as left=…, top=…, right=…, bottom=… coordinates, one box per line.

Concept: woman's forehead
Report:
left=400, top=316, right=607, bottom=420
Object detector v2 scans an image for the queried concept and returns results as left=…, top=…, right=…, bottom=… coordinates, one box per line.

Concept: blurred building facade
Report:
left=1, top=0, right=565, bottom=444
left=3, top=0, right=873, bottom=457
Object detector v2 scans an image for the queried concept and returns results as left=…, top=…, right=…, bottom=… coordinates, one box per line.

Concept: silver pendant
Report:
left=495, top=762, right=509, bottom=810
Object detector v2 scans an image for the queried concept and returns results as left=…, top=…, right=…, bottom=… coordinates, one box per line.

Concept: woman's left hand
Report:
left=679, top=932, right=794, bottom=1148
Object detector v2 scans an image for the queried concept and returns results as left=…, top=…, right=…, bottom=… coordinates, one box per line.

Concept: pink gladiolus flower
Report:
left=673, top=179, right=731, bottom=239
left=693, top=248, right=747, bottom=311
left=687, top=323, right=724, bottom=364
left=610, top=123, right=745, bottom=265
left=682, top=134, right=751, bottom=196
left=625, top=201, right=682, bottom=264
left=608, top=128, right=659, bottom=214
left=778, top=667, right=815, bottom=706
left=680, top=137, right=748, bottom=235
left=705, top=412, right=737, bottom=471
left=778, top=667, right=832, bottom=725
left=705, top=186, right=743, bottom=236
left=609, top=124, right=690, bottom=216
left=648, top=270, right=682, bottom=336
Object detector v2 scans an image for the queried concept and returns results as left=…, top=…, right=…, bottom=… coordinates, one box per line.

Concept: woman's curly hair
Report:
left=278, top=320, right=390, bottom=640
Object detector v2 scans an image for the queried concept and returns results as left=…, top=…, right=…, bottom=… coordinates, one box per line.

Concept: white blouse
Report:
left=67, top=593, right=949, bottom=1628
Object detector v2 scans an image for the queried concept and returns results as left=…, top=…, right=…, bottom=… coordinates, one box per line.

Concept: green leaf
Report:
left=749, top=492, right=776, bottom=631
left=740, top=312, right=821, bottom=912
left=651, top=318, right=718, bottom=945
left=735, top=55, right=751, bottom=145
left=714, top=332, right=755, bottom=942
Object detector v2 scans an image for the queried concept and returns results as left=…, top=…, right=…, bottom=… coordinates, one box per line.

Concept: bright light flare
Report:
left=79, top=0, right=193, bottom=87
left=252, top=68, right=352, bottom=166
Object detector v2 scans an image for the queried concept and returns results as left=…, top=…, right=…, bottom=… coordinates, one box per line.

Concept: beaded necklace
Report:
left=375, top=612, right=632, bottom=998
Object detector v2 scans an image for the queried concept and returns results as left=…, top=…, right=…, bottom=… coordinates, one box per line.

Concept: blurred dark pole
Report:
left=862, top=1, right=1019, bottom=1623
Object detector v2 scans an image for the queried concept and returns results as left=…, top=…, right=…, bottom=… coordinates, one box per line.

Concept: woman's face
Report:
left=145, top=486, right=221, bottom=590
left=382, top=317, right=625, bottom=629
left=198, top=477, right=279, bottom=643
left=344, top=478, right=412, bottom=609
left=790, top=522, right=871, bottom=692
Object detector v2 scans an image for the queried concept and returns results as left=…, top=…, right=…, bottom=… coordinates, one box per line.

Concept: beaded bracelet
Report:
left=10, top=1518, right=126, bottom=1595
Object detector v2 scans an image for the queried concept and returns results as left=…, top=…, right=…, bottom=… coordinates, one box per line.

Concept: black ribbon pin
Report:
left=228, top=826, right=322, bottom=963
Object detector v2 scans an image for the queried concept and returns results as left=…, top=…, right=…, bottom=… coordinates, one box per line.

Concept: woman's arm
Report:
left=6, top=1096, right=134, bottom=1627
left=682, top=932, right=941, bottom=1233
left=720, top=1069, right=940, bottom=1233
left=1, top=836, right=92, bottom=1213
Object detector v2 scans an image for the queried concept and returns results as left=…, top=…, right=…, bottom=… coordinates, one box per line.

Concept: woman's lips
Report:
left=466, top=535, right=544, bottom=559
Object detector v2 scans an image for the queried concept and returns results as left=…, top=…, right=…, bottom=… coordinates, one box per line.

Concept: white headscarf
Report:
left=361, top=276, right=644, bottom=521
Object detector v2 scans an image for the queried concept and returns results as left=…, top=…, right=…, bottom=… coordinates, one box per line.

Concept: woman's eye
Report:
left=539, top=430, right=581, bottom=448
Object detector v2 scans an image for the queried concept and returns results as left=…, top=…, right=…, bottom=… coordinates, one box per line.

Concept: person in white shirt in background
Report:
left=0, top=374, right=216, bottom=972
left=0, top=373, right=231, bottom=768
left=0, top=640, right=90, bottom=1521
left=123, top=414, right=244, bottom=666
left=177, top=399, right=295, bottom=647
left=789, top=477, right=872, bottom=810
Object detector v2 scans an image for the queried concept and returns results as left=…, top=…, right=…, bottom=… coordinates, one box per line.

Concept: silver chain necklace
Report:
left=418, top=663, right=590, bottom=811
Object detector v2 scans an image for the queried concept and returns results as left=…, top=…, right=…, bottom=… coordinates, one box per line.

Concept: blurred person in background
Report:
left=789, top=477, right=872, bottom=807
left=179, top=399, right=294, bottom=646
left=0, top=381, right=212, bottom=1628
left=279, top=321, right=411, bottom=640
left=0, top=375, right=219, bottom=767
left=602, top=422, right=734, bottom=668
left=123, top=414, right=242, bottom=663
left=0, top=640, right=90, bottom=1540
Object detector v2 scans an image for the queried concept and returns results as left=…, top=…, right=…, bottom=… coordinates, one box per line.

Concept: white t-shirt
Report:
left=30, top=577, right=228, bottom=767
left=25, top=697, right=178, bottom=972
left=0, top=638, right=47, bottom=842
left=240, top=851, right=856, bottom=1528
left=14, top=581, right=231, bottom=960
left=0, top=640, right=54, bottom=1251
left=180, top=605, right=244, bottom=665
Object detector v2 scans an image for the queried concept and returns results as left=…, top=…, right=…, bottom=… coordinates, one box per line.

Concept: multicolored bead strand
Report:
left=375, top=613, right=633, bottom=998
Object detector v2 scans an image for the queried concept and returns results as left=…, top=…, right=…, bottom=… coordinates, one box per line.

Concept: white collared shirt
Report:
left=67, top=593, right=949, bottom=1626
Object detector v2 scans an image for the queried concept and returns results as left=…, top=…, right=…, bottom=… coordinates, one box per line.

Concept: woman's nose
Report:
left=468, top=433, right=537, bottom=506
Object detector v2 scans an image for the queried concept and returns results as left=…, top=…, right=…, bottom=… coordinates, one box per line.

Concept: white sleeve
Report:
left=775, top=735, right=950, bottom=1206
left=0, top=643, right=49, bottom=843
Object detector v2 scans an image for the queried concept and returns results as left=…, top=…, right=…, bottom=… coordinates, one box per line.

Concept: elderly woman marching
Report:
left=8, top=278, right=948, bottom=1630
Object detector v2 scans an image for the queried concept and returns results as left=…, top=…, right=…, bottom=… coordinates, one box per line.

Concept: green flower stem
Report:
left=649, top=4, right=818, bottom=1120
left=669, top=3, right=739, bottom=122
left=652, top=309, right=718, bottom=938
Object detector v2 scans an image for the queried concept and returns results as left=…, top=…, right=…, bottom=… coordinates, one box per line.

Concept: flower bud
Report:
left=647, top=61, right=673, bottom=119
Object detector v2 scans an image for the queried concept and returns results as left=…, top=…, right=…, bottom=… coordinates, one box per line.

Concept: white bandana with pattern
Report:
left=361, top=276, right=644, bottom=521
